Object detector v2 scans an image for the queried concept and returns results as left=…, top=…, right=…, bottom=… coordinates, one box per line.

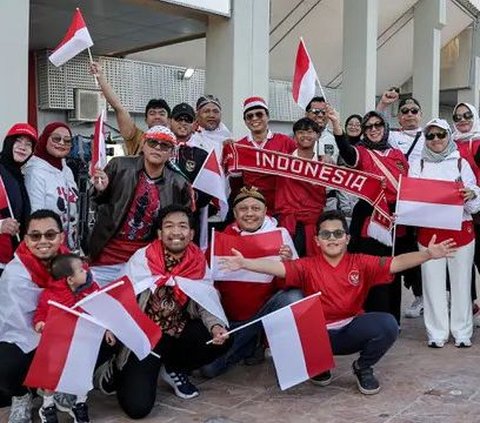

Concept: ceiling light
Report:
left=181, top=68, right=195, bottom=80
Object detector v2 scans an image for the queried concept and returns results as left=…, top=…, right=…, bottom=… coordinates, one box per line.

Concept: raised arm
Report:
left=89, top=62, right=136, bottom=141
left=390, top=235, right=457, bottom=273
left=219, top=248, right=286, bottom=279
left=325, top=105, right=358, bottom=166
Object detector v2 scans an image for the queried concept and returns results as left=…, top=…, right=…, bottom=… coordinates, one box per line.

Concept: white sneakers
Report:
left=404, top=296, right=423, bottom=318
left=8, top=392, right=32, bottom=423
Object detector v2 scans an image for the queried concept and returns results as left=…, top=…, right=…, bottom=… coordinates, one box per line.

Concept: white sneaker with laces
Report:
left=404, top=296, right=423, bottom=318
left=8, top=392, right=32, bottom=423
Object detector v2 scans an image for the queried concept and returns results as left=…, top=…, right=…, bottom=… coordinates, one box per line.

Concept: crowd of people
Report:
left=0, top=62, right=477, bottom=423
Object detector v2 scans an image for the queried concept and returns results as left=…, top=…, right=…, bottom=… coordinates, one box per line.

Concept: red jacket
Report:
left=33, top=278, right=99, bottom=325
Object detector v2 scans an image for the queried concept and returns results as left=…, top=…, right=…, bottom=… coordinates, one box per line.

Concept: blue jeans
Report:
left=328, top=312, right=399, bottom=369
left=202, top=288, right=303, bottom=377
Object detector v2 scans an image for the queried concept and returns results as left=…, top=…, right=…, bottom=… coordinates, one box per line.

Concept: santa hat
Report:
left=243, top=97, right=268, bottom=115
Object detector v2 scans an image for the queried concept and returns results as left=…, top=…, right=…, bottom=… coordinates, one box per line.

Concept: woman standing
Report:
left=0, top=123, right=38, bottom=273
left=410, top=118, right=480, bottom=348
left=328, top=107, right=409, bottom=324
left=24, top=122, right=79, bottom=250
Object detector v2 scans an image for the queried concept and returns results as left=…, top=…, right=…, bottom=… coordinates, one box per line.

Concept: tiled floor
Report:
left=3, top=289, right=480, bottom=422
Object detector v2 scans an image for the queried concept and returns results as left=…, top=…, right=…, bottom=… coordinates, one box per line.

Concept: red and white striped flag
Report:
left=49, top=8, right=94, bottom=67
left=0, top=175, right=9, bottom=210
left=75, top=278, right=162, bottom=360
left=90, top=110, right=108, bottom=176
left=262, top=293, right=334, bottom=390
left=24, top=305, right=104, bottom=395
left=211, top=228, right=297, bottom=283
left=192, top=149, right=229, bottom=220
left=292, top=38, right=322, bottom=109
left=396, top=176, right=464, bottom=230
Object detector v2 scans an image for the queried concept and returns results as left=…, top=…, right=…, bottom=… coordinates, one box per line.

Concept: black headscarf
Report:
left=360, top=111, right=391, bottom=151
left=345, top=114, right=363, bottom=146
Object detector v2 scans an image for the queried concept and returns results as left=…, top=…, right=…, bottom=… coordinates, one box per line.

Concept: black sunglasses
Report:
left=245, top=111, right=266, bottom=121
left=425, top=132, right=448, bottom=141
left=364, top=122, right=384, bottom=130
left=318, top=229, right=346, bottom=240
left=453, top=111, right=474, bottom=122
left=400, top=107, right=420, bottom=115
left=145, top=139, right=174, bottom=151
left=26, top=230, right=61, bottom=242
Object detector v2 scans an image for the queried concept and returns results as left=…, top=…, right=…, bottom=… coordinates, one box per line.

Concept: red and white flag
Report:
left=75, top=278, right=162, bottom=360
left=90, top=110, right=108, bottom=176
left=292, top=38, right=321, bottom=109
left=0, top=175, right=9, bottom=211
left=211, top=228, right=296, bottom=283
left=49, top=8, right=94, bottom=67
left=24, top=305, right=104, bottom=395
left=262, top=293, right=334, bottom=390
left=192, top=149, right=229, bottom=220
left=396, top=176, right=464, bottom=230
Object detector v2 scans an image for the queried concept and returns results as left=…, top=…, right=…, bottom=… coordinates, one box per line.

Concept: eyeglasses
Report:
left=425, top=131, right=448, bottom=141
left=400, top=107, right=420, bottom=115
left=245, top=111, right=266, bottom=121
left=453, top=111, right=474, bottom=122
left=364, top=122, right=384, bottom=131
left=50, top=134, right=72, bottom=145
left=174, top=115, right=194, bottom=124
left=318, top=229, right=346, bottom=240
left=26, top=230, right=61, bottom=242
left=145, top=139, right=174, bottom=151
left=347, top=123, right=361, bottom=128
left=307, top=108, right=326, bottom=116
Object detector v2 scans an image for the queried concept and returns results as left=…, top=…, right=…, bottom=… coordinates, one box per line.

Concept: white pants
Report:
left=420, top=241, right=474, bottom=343
left=91, top=263, right=126, bottom=287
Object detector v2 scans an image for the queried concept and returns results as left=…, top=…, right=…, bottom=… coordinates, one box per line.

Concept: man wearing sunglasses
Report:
left=89, top=125, right=192, bottom=286
left=233, top=97, right=296, bottom=213
left=0, top=209, right=68, bottom=422
left=219, top=209, right=456, bottom=395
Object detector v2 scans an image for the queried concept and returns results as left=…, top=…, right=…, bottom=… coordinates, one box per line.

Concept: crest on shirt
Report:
left=348, top=270, right=360, bottom=286
left=185, top=159, right=196, bottom=172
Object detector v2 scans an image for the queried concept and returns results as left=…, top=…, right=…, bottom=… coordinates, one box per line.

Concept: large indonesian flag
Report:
left=211, top=228, right=297, bottom=283
left=396, top=176, right=464, bottom=230
left=24, top=305, right=104, bottom=395
left=262, top=293, right=334, bottom=390
left=49, top=8, right=94, bottom=67
left=75, top=278, right=162, bottom=360
left=90, top=110, right=108, bottom=176
left=292, top=38, right=319, bottom=109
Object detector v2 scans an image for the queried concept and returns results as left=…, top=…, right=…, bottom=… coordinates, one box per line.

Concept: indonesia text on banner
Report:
left=396, top=177, right=464, bottom=230
left=211, top=229, right=285, bottom=283
left=24, top=306, right=104, bottom=395
left=75, top=277, right=162, bottom=360
left=262, top=294, right=334, bottom=390
left=49, top=8, right=94, bottom=67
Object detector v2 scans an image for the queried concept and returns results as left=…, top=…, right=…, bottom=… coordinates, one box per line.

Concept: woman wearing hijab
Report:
left=327, top=107, right=409, bottom=324
left=410, top=118, right=480, bottom=348
left=344, top=114, right=363, bottom=145
left=24, top=122, right=79, bottom=250
left=0, top=123, right=38, bottom=272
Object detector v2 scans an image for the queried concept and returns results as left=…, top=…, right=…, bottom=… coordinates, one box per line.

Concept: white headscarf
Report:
left=452, top=102, right=480, bottom=142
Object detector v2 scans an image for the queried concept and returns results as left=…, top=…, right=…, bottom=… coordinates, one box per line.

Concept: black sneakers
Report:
left=310, top=371, right=333, bottom=387
left=38, top=405, right=58, bottom=423
left=352, top=360, right=380, bottom=395
left=70, top=402, right=90, bottom=423
left=93, top=357, right=119, bottom=395
left=160, top=365, right=199, bottom=399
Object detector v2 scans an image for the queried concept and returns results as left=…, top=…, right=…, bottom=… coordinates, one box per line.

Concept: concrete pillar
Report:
left=205, top=0, right=269, bottom=138
left=341, top=0, right=378, bottom=119
left=458, top=22, right=480, bottom=110
left=0, top=0, right=29, bottom=139
left=412, top=0, right=446, bottom=121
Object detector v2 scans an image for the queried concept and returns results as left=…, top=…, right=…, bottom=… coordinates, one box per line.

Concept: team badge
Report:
left=348, top=270, right=360, bottom=286
left=185, top=160, right=196, bottom=172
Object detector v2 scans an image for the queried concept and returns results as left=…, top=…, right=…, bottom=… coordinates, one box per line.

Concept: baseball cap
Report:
left=172, top=103, right=195, bottom=121
left=6, top=123, right=38, bottom=144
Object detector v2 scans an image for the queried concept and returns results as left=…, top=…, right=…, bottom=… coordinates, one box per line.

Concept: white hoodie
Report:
left=24, top=156, right=79, bottom=249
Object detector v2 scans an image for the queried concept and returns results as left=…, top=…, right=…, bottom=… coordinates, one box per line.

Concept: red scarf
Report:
left=15, top=241, right=70, bottom=288
left=145, top=240, right=207, bottom=305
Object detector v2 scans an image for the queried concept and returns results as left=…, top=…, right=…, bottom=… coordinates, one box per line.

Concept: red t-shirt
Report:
left=283, top=253, right=393, bottom=324
left=235, top=133, right=296, bottom=212
left=355, top=146, right=408, bottom=204
left=456, top=139, right=480, bottom=184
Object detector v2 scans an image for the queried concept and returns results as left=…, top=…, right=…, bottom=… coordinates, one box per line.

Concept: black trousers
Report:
left=117, top=319, right=231, bottom=420
left=0, top=342, right=35, bottom=400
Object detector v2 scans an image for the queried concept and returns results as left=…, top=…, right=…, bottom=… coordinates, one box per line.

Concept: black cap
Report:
left=398, top=97, right=421, bottom=110
left=145, top=99, right=171, bottom=117
left=172, top=103, right=195, bottom=120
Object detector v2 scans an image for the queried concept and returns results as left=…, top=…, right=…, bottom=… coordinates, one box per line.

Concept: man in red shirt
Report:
left=219, top=210, right=456, bottom=395
left=232, top=97, right=296, bottom=212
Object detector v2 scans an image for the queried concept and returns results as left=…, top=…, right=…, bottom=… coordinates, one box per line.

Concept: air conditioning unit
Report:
left=68, top=89, right=107, bottom=122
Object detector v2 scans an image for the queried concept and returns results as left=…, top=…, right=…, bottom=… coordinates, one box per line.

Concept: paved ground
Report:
left=3, top=289, right=480, bottom=423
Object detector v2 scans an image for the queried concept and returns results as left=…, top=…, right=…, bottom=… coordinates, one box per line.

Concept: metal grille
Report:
left=36, top=50, right=340, bottom=122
